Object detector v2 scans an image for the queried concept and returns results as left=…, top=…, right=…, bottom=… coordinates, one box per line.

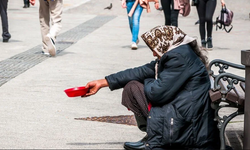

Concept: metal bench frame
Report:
left=208, top=59, right=245, bottom=150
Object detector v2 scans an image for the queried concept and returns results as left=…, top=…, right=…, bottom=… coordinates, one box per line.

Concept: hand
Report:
left=154, top=2, right=159, bottom=9
left=121, top=0, right=127, bottom=8
left=221, top=0, right=225, bottom=6
left=29, top=0, right=36, bottom=5
left=83, top=79, right=109, bottom=97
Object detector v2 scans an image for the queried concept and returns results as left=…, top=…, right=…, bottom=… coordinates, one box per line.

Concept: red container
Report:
left=64, top=86, right=89, bottom=97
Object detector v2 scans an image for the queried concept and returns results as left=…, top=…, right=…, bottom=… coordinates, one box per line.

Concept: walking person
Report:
left=196, top=0, right=225, bottom=50
left=121, top=0, right=159, bottom=50
left=160, top=0, right=180, bottom=27
left=160, top=0, right=190, bottom=27
left=23, top=0, right=30, bottom=8
left=29, top=0, right=63, bottom=57
left=0, top=0, right=11, bottom=43
left=82, top=25, right=220, bottom=150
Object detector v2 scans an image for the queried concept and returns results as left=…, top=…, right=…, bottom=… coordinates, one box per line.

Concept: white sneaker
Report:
left=131, top=42, right=138, bottom=50
left=45, top=35, right=56, bottom=57
left=42, top=51, right=51, bottom=57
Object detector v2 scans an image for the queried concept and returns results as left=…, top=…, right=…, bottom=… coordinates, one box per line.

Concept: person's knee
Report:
left=124, top=80, right=141, bottom=91
left=205, top=16, right=213, bottom=23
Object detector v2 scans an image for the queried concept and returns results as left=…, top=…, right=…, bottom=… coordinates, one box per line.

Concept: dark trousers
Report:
left=0, top=0, right=11, bottom=40
left=196, top=0, right=217, bottom=40
left=122, top=81, right=148, bottom=132
left=23, top=0, right=30, bottom=5
left=160, top=0, right=180, bottom=27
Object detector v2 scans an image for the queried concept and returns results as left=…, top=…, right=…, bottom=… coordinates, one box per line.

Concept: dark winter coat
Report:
left=105, top=44, right=219, bottom=149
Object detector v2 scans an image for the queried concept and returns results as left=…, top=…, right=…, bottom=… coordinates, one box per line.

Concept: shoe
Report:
left=124, top=135, right=147, bottom=150
left=23, top=4, right=29, bottom=8
left=207, top=37, right=213, bottom=49
left=45, top=35, right=56, bottom=57
left=131, top=42, right=138, bottom=50
left=3, top=36, right=11, bottom=43
left=41, top=51, right=51, bottom=57
left=3, top=39, right=9, bottom=42
left=201, top=39, right=206, bottom=49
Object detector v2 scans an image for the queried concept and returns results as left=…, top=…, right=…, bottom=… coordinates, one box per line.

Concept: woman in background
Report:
left=121, top=0, right=159, bottom=50
left=160, top=0, right=180, bottom=27
left=196, top=0, right=225, bottom=49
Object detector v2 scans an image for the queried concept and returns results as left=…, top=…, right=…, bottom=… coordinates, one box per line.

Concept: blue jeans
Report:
left=126, top=1, right=143, bottom=43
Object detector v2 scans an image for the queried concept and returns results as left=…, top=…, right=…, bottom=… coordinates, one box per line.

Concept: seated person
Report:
left=83, top=25, right=220, bottom=150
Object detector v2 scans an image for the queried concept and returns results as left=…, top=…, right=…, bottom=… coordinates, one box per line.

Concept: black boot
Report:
left=124, top=115, right=147, bottom=150
left=135, top=115, right=147, bottom=132
left=23, top=0, right=30, bottom=8
left=23, top=4, right=29, bottom=8
left=124, top=135, right=147, bottom=150
left=207, top=37, right=213, bottom=49
left=201, top=39, right=206, bottom=49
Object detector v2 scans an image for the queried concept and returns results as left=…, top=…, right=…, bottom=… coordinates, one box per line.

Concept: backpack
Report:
left=215, top=5, right=234, bottom=33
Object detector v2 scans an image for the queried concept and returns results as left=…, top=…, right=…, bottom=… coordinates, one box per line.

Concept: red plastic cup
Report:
left=64, top=86, right=89, bottom=97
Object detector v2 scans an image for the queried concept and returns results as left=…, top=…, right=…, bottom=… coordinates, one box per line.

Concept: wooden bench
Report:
left=208, top=59, right=246, bottom=150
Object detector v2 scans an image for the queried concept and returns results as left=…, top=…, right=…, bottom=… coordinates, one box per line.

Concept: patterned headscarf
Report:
left=141, top=25, right=198, bottom=58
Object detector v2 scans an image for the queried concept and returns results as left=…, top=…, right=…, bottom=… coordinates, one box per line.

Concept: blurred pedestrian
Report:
left=121, top=0, right=159, bottom=50
left=23, top=0, right=30, bottom=8
left=196, top=0, right=225, bottom=50
left=0, top=0, right=11, bottom=43
left=160, top=0, right=180, bottom=27
left=82, top=25, right=219, bottom=150
left=29, top=0, right=63, bottom=57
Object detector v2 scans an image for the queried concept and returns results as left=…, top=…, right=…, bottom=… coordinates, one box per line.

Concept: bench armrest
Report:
left=211, top=72, right=245, bottom=106
left=213, top=73, right=245, bottom=91
left=208, top=59, right=245, bottom=78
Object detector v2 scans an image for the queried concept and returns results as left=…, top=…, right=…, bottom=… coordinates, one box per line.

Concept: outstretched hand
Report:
left=83, top=79, right=109, bottom=97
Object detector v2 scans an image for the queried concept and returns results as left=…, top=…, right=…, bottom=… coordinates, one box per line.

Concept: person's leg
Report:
left=170, top=0, right=179, bottom=27
left=23, top=0, right=30, bottom=8
left=131, top=4, right=143, bottom=44
left=44, top=0, right=62, bottom=56
left=205, top=0, right=217, bottom=49
left=122, top=81, right=149, bottom=150
left=122, top=81, right=149, bottom=120
left=160, top=0, right=171, bottom=25
left=126, top=2, right=134, bottom=36
left=48, top=0, right=63, bottom=40
left=0, top=0, right=11, bottom=42
left=196, top=0, right=207, bottom=48
left=39, top=0, right=50, bottom=53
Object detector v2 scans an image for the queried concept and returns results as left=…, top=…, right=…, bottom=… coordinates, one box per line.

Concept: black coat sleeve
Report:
left=144, top=53, right=191, bottom=106
left=105, top=60, right=156, bottom=91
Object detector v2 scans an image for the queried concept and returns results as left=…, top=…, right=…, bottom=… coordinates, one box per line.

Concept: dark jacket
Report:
left=105, top=44, right=219, bottom=149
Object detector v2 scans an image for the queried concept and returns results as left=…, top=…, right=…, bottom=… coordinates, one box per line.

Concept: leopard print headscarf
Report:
left=141, top=25, right=198, bottom=57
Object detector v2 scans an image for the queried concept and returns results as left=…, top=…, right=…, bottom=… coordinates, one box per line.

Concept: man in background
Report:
left=29, top=0, right=63, bottom=57
left=0, top=0, right=11, bottom=43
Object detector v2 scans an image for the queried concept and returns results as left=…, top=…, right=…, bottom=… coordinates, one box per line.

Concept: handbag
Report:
left=215, top=5, right=234, bottom=33
left=191, top=0, right=199, bottom=6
